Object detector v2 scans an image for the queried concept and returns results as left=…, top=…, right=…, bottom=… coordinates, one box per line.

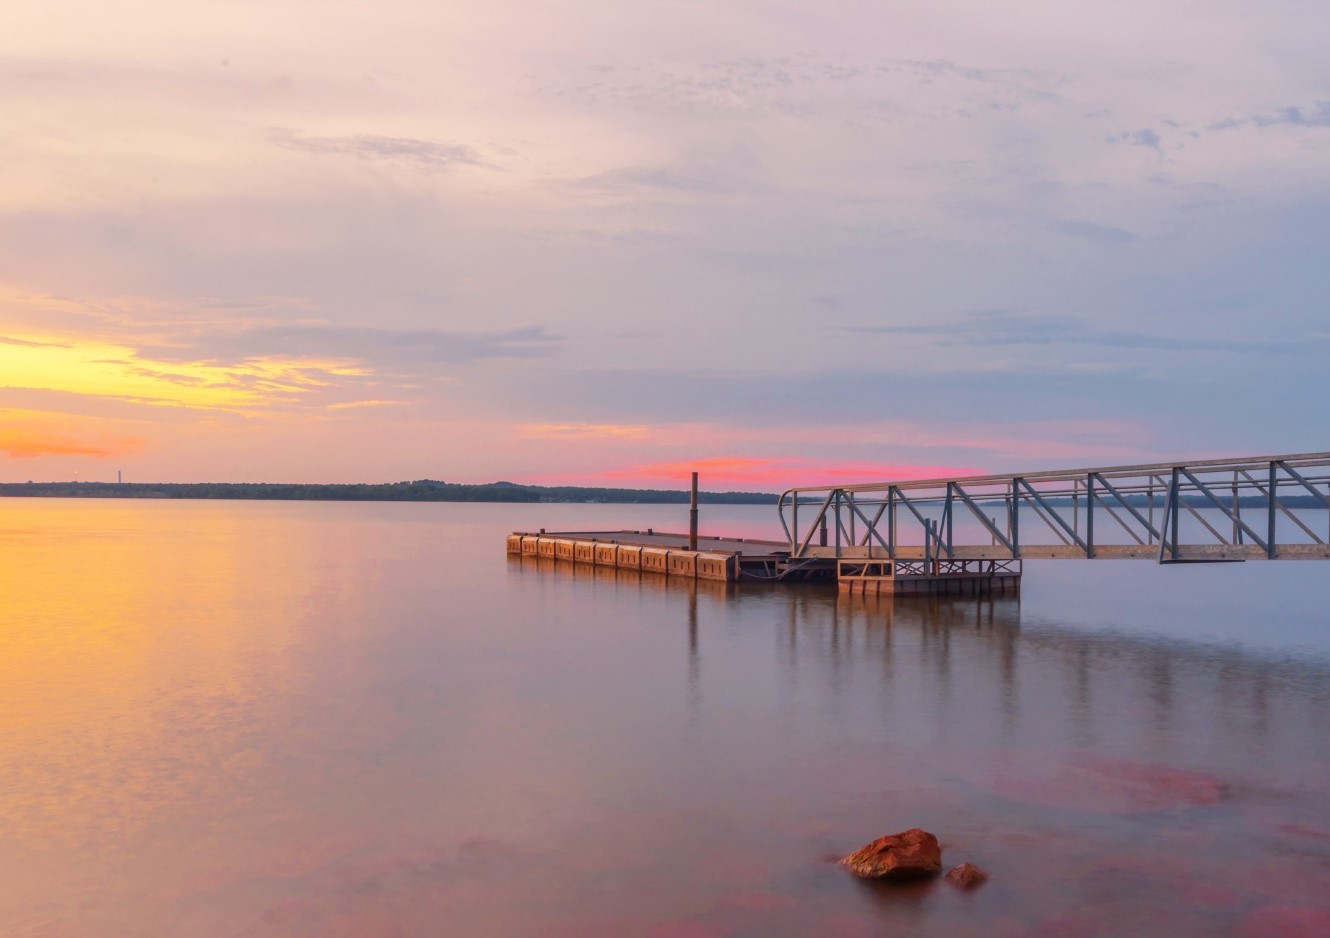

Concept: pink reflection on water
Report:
left=982, top=754, right=1226, bottom=813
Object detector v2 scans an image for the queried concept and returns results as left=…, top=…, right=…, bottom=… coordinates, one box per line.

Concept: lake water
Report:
left=2, top=500, right=1329, bottom=937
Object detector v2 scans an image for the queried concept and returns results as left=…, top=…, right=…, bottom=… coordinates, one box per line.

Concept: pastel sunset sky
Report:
left=2, top=0, right=1327, bottom=488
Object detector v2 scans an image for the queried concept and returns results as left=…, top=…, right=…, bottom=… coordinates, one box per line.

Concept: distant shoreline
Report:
left=1, top=481, right=1321, bottom=510
left=0, top=480, right=779, bottom=505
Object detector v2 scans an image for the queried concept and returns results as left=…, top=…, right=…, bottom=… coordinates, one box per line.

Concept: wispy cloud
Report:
left=568, top=166, right=736, bottom=195
left=0, top=335, right=72, bottom=349
left=521, top=423, right=649, bottom=440
left=542, top=54, right=1062, bottom=117
left=1210, top=101, right=1330, bottom=132
left=139, top=323, right=560, bottom=369
left=325, top=399, right=418, bottom=411
left=842, top=310, right=1327, bottom=354
left=268, top=129, right=488, bottom=171
left=1045, top=219, right=1140, bottom=244
left=1106, top=128, right=1163, bottom=153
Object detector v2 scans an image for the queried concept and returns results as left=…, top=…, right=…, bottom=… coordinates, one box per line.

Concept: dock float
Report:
left=836, top=558, right=1022, bottom=596
left=506, top=530, right=789, bottom=582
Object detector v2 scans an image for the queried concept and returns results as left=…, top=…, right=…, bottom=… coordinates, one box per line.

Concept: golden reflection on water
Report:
left=2, top=504, right=1329, bottom=936
left=0, top=502, right=352, bottom=934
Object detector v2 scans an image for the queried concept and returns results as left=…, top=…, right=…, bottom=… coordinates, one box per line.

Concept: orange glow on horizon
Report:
left=0, top=428, right=138, bottom=460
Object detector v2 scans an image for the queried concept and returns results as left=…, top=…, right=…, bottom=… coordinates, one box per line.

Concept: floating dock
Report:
left=506, top=529, right=1022, bottom=594
left=507, top=451, right=1330, bottom=596
left=506, top=530, right=785, bottom=582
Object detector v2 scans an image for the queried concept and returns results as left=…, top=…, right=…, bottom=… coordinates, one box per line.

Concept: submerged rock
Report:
left=841, top=828, right=942, bottom=880
left=945, top=862, right=989, bottom=889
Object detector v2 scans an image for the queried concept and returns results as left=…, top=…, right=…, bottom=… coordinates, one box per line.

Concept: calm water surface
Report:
left=2, top=500, right=1329, bottom=937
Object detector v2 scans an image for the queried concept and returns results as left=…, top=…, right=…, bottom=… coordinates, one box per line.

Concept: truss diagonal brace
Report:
left=1238, top=469, right=1324, bottom=545
left=893, top=489, right=943, bottom=559
left=1276, top=461, right=1330, bottom=510
left=845, top=494, right=891, bottom=554
left=1178, top=468, right=1269, bottom=552
left=1090, top=471, right=1160, bottom=543
left=1016, top=477, right=1089, bottom=555
left=949, top=482, right=1016, bottom=556
left=795, top=489, right=837, bottom=557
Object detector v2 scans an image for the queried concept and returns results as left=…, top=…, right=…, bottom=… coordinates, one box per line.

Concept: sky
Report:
left=1, top=0, right=1328, bottom=489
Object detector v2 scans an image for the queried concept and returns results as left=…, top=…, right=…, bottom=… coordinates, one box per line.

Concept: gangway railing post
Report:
left=1169, top=468, right=1181, bottom=562
left=1010, top=479, right=1020, bottom=557
left=888, top=487, right=897, bottom=558
left=689, top=471, right=699, bottom=551
left=942, top=486, right=955, bottom=559
left=834, top=492, right=842, bottom=554
left=1085, top=473, right=1095, bottom=558
left=1232, top=471, right=1242, bottom=546
left=1147, top=479, right=1154, bottom=544
left=1268, top=461, right=1278, bottom=559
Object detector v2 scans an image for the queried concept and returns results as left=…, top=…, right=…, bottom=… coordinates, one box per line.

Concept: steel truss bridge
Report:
left=777, top=452, right=1330, bottom=565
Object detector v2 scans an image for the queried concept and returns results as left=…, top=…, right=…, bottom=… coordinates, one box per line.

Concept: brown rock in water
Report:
left=946, top=863, right=989, bottom=889
left=841, top=828, right=942, bottom=879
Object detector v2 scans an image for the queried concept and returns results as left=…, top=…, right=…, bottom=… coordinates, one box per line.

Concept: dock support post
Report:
left=689, top=471, right=699, bottom=551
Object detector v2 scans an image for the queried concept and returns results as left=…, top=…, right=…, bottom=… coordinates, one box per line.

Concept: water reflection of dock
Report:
left=510, top=547, right=1330, bottom=770
left=518, top=557, right=1330, bottom=776
left=820, top=592, right=1329, bottom=766
left=510, top=553, right=741, bottom=599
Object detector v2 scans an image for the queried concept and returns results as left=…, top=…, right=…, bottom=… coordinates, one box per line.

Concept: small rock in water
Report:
left=841, top=828, right=942, bottom=880
left=945, top=863, right=989, bottom=890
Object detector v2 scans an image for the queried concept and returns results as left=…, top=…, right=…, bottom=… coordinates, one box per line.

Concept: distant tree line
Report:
left=0, top=480, right=779, bottom=505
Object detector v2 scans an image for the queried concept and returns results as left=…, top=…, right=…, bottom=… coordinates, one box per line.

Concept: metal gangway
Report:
left=777, top=452, right=1330, bottom=565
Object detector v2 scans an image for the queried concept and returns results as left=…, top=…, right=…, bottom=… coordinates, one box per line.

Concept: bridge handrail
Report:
left=776, top=451, right=1330, bottom=497
left=775, top=451, right=1330, bottom=564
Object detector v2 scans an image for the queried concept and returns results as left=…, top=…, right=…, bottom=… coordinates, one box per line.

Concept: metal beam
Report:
left=778, top=451, right=1330, bottom=562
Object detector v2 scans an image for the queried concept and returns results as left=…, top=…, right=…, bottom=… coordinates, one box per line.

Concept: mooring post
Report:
left=689, top=471, right=699, bottom=551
